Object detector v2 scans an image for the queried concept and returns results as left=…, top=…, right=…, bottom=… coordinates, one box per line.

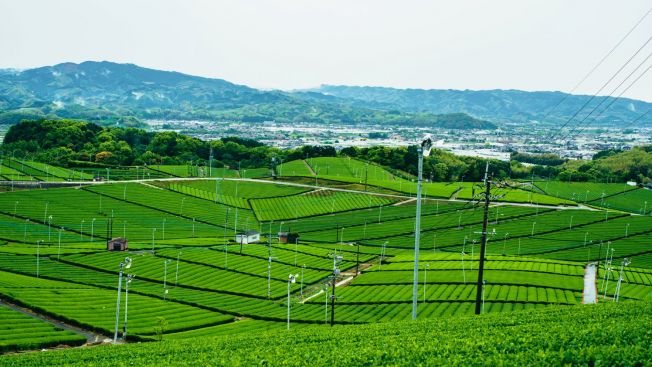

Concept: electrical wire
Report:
left=562, top=61, right=652, bottom=138
left=560, top=48, right=652, bottom=139
left=540, top=6, right=652, bottom=123
left=549, top=35, right=652, bottom=140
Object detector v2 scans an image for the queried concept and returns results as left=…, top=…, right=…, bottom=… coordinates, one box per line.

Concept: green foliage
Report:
left=2, top=302, right=651, bottom=366
left=250, top=191, right=397, bottom=221
left=0, top=306, right=86, bottom=353
left=510, top=152, right=566, bottom=166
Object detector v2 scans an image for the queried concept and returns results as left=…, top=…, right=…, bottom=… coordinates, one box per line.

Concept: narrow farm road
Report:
left=1, top=176, right=597, bottom=211
left=300, top=276, right=355, bottom=304
left=583, top=262, right=598, bottom=304
left=303, top=159, right=317, bottom=176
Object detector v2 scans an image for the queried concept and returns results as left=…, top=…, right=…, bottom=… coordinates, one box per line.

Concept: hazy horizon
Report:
left=1, top=0, right=650, bottom=101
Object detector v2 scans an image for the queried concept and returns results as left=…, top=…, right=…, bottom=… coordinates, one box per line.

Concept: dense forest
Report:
left=3, top=119, right=652, bottom=184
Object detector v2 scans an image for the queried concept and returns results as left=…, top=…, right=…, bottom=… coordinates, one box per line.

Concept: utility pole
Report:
left=356, top=242, right=360, bottom=275
left=209, top=146, right=213, bottom=177
left=475, top=162, right=491, bottom=315
left=364, top=163, right=368, bottom=192
left=330, top=273, right=336, bottom=326
left=329, top=253, right=342, bottom=326
left=411, top=135, right=432, bottom=320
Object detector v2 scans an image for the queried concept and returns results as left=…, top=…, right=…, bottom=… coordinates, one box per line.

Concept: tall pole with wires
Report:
left=411, top=135, right=432, bottom=321
left=475, top=162, right=491, bottom=315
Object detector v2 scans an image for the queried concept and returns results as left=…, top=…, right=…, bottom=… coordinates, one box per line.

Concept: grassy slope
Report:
left=1, top=301, right=650, bottom=366
left=0, top=305, right=86, bottom=353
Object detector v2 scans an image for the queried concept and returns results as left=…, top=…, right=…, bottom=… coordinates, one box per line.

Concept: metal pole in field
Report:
left=163, top=259, right=171, bottom=300
left=423, top=263, right=429, bottom=302
left=518, top=238, right=521, bottom=256
left=123, top=274, right=134, bottom=341
left=91, top=218, right=96, bottom=243
left=330, top=253, right=342, bottom=326
left=330, top=274, right=336, bottom=326
left=461, top=248, right=466, bottom=284
left=48, top=215, right=53, bottom=243
left=175, top=251, right=181, bottom=286
left=43, top=202, right=49, bottom=225
left=114, top=257, right=132, bottom=343
left=36, top=240, right=41, bottom=278
left=80, top=220, right=84, bottom=240
left=474, top=162, right=491, bottom=315
left=625, top=223, right=630, bottom=237
left=162, top=219, right=166, bottom=241
left=294, top=237, right=299, bottom=267
left=267, top=256, right=273, bottom=299
left=151, top=228, right=156, bottom=252
left=613, top=258, right=631, bottom=302
left=356, top=242, right=360, bottom=275
left=531, top=222, right=536, bottom=236
left=324, top=284, right=329, bottom=324
left=300, top=264, right=305, bottom=298
left=433, top=234, right=437, bottom=253
left=412, top=135, right=432, bottom=321
left=57, top=227, right=62, bottom=260
left=502, top=233, right=509, bottom=255
left=482, top=279, right=486, bottom=313
left=287, top=274, right=297, bottom=330
left=569, top=216, right=573, bottom=230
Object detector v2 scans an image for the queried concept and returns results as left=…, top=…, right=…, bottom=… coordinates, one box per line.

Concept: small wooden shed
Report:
left=107, top=237, right=128, bottom=251
left=278, top=232, right=300, bottom=244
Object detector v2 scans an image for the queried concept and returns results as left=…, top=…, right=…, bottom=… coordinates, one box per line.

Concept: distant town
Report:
left=146, top=119, right=652, bottom=161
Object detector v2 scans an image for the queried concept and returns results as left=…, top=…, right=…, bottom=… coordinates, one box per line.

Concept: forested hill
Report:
left=0, top=61, right=493, bottom=130
left=313, top=85, right=652, bottom=125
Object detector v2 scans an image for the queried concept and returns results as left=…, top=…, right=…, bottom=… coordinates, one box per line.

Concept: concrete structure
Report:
left=236, top=230, right=260, bottom=244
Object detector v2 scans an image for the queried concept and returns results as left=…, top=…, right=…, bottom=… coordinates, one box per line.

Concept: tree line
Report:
left=2, top=119, right=651, bottom=184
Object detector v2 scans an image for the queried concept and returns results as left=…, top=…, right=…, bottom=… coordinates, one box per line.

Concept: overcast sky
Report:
left=1, top=0, right=651, bottom=101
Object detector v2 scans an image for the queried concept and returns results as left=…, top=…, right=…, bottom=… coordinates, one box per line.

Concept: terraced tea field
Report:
left=1, top=159, right=651, bottom=356
left=0, top=305, right=86, bottom=353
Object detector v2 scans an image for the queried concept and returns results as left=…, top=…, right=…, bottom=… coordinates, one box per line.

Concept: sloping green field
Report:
left=1, top=301, right=650, bottom=366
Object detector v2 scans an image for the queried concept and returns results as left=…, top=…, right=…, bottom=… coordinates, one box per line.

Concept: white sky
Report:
left=1, top=0, right=651, bottom=101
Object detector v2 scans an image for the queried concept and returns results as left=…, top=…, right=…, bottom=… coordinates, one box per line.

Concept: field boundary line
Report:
left=80, top=187, right=234, bottom=231
left=303, top=160, right=316, bottom=176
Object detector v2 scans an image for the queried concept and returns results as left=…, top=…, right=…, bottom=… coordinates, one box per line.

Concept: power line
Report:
left=561, top=49, right=652, bottom=140
left=549, top=35, right=652, bottom=140
left=621, top=109, right=652, bottom=130
left=563, top=61, right=652, bottom=138
left=541, top=6, right=652, bottom=123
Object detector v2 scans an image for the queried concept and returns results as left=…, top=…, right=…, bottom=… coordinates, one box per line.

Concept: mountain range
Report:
left=0, top=61, right=649, bottom=129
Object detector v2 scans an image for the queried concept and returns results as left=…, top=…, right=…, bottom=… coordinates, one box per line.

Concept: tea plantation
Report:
left=0, top=157, right=650, bottom=363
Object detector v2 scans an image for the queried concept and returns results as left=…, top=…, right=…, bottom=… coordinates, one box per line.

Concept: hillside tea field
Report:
left=0, top=157, right=651, bottom=362
left=1, top=302, right=650, bottom=366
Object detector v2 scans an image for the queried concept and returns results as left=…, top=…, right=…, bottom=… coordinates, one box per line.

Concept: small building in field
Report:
left=626, top=181, right=637, bottom=187
left=278, top=232, right=300, bottom=244
left=236, top=230, right=260, bottom=244
left=107, top=237, right=128, bottom=251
